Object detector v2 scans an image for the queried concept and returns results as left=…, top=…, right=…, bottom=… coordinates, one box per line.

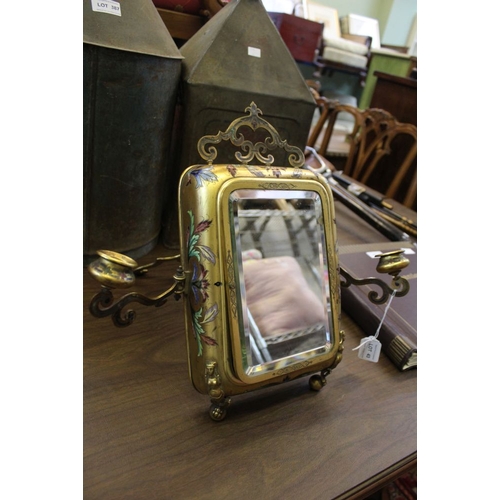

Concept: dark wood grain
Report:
left=84, top=200, right=417, bottom=500
left=156, top=8, right=204, bottom=42
left=370, top=71, right=417, bottom=127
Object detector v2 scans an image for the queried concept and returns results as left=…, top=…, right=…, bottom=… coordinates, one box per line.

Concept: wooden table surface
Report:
left=83, top=199, right=417, bottom=500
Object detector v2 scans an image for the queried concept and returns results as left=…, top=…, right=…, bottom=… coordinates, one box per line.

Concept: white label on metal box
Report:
left=248, top=47, right=261, bottom=58
left=91, top=0, right=122, bottom=16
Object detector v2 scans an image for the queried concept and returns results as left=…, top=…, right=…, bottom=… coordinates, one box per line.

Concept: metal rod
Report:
left=304, top=147, right=410, bottom=242
left=330, top=171, right=417, bottom=231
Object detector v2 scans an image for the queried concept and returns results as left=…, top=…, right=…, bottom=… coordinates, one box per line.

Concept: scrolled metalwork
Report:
left=197, top=102, right=305, bottom=168
left=89, top=267, right=186, bottom=327
left=339, top=266, right=410, bottom=304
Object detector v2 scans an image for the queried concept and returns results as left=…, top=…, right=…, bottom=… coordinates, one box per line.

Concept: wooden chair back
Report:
left=307, top=97, right=417, bottom=209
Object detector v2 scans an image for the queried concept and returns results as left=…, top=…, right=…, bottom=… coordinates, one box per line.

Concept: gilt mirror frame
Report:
left=178, top=102, right=344, bottom=420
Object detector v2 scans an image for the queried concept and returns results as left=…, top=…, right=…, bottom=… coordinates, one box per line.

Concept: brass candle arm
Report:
left=87, top=250, right=187, bottom=328
left=339, top=249, right=411, bottom=304
left=87, top=248, right=410, bottom=328
left=134, top=254, right=181, bottom=276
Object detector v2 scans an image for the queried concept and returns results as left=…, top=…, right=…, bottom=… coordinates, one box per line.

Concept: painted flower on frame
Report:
left=246, top=165, right=265, bottom=177
left=191, top=262, right=210, bottom=303
left=227, top=165, right=238, bottom=177
left=191, top=303, right=219, bottom=356
left=267, top=166, right=286, bottom=178
left=186, top=210, right=216, bottom=265
left=186, top=210, right=219, bottom=355
left=187, top=166, right=218, bottom=188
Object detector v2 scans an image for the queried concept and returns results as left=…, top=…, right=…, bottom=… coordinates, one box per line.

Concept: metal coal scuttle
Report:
left=83, top=0, right=183, bottom=264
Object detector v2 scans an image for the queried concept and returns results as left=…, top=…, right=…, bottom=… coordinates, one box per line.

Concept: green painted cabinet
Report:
left=359, top=48, right=413, bottom=109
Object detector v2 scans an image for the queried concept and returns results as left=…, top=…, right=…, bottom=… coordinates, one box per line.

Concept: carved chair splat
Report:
left=307, top=98, right=417, bottom=209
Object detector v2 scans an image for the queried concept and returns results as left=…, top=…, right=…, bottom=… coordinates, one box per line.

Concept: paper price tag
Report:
left=357, top=336, right=381, bottom=363
left=353, top=289, right=395, bottom=363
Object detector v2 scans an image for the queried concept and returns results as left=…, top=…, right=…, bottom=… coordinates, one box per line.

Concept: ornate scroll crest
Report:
left=197, top=102, right=305, bottom=168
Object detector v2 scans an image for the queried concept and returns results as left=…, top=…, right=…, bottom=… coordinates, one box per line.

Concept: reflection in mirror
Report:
left=230, top=189, right=333, bottom=378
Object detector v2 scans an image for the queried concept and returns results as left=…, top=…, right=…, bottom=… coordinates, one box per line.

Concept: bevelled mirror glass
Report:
left=229, top=189, right=333, bottom=379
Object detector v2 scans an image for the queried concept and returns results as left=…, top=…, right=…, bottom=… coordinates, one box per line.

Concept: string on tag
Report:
left=373, top=288, right=397, bottom=339
left=353, top=289, right=397, bottom=362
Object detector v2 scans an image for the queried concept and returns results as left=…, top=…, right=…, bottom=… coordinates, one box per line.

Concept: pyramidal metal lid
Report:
left=180, top=0, right=314, bottom=102
left=83, top=0, right=182, bottom=59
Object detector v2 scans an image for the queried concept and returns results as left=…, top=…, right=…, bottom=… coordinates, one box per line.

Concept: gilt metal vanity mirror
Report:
left=88, top=102, right=410, bottom=421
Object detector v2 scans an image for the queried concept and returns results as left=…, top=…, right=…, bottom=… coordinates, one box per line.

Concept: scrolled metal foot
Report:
left=309, top=374, right=325, bottom=391
left=209, top=399, right=231, bottom=421
left=205, top=360, right=231, bottom=421
left=309, top=368, right=331, bottom=391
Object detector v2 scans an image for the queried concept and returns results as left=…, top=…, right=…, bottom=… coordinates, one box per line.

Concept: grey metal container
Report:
left=177, top=0, right=316, bottom=171
left=83, top=0, right=183, bottom=264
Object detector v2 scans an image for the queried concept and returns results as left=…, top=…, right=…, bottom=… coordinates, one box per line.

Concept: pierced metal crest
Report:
left=197, top=102, right=305, bottom=168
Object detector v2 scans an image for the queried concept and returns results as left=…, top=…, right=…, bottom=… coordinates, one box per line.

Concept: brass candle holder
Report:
left=339, top=249, right=410, bottom=304
left=88, top=250, right=187, bottom=328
